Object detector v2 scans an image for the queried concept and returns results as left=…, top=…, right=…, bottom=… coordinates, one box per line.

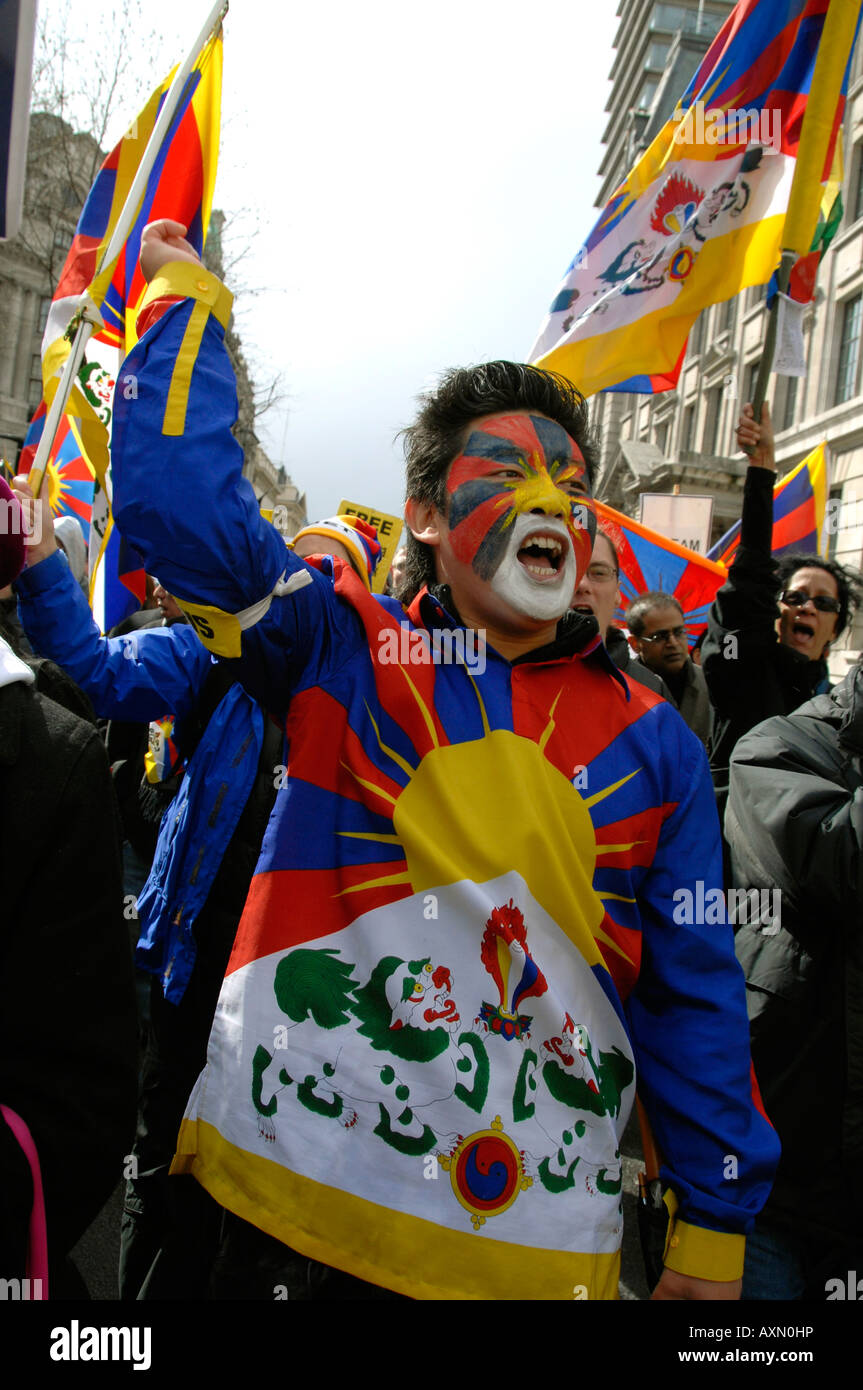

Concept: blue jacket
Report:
left=16, top=550, right=266, bottom=1002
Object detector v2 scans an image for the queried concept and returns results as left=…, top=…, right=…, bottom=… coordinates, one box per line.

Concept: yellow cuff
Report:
left=662, top=1191, right=746, bottom=1282
left=177, top=598, right=243, bottom=658
left=140, top=260, right=233, bottom=331
left=139, top=263, right=234, bottom=437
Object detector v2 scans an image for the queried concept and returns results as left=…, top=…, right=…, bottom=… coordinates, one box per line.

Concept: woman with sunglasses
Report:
left=701, top=402, right=862, bottom=826
left=703, top=406, right=863, bottom=1300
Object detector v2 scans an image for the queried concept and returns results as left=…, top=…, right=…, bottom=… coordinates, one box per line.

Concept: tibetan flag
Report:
left=19, top=405, right=95, bottom=543
left=87, top=482, right=147, bottom=632
left=595, top=500, right=728, bottom=648
left=530, top=0, right=861, bottom=397
left=22, top=27, right=222, bottom=629
left=708, top=441, right=829, bottom=564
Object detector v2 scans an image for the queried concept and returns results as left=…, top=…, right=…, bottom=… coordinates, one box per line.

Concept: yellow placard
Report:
left=337, top=499, right=404, bottom=593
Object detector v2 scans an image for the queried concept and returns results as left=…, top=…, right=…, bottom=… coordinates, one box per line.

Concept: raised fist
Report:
left=140, top=219, right=202, bottom=282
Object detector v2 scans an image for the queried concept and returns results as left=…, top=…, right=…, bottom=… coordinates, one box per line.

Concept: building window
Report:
left=717, top=298, right=736, bottom=334
left=651, top=4, right=724, bottom=39
left=689, top=313, right=705, bottom=355
left=742, top=362, right=759, bottom=409
left=636, top=78, right=659, bottom=111
left=681, top=403, right=696, bottom=453
left=29, top=351, right=43, bottom=408
left=651, top=3, right=687, bottom=31
left=835, top=294, right=862, bottom=405
left=702, top=387, right=721, bottom=456
left=655, top=420, right=669, bottom=454
left=854, top=145, right=863, bottom=224
left=775, top=374, right=798, bottom=431
left=646, top=39, right=670, bottom=69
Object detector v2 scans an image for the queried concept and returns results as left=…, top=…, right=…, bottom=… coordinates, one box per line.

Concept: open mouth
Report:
left=516, top=532, right=565, bottom=581
left=791, top=618, right=816, bottom=642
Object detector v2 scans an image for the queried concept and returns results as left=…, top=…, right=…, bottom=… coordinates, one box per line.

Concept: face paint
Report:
left=446, top=413, right=595, bottom=620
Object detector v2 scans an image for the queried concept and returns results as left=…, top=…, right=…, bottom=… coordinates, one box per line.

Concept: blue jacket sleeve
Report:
left=626, top=718, right=780, bottom=1268
left=110, top=265, right=361, bottom=714
left=15, top=550, right=211, bottom=722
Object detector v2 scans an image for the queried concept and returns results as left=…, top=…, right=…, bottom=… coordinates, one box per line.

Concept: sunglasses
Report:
left=780, top=589, right=841, bottom=615
left=640, top=625, right=688, bottom=645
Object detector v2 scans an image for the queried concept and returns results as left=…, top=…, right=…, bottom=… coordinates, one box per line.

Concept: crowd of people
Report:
left=0, top=217, right=861, bottom=1303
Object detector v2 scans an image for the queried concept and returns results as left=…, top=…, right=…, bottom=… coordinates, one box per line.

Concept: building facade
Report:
left=592, top=0, right=863, bottom=671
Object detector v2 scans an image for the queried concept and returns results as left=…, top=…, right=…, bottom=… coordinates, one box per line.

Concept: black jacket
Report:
left=702, top=467, right=826, bottom=815
left=0, top=646, right=137, bottom=1285
left=726, top=664, right=863, bottom=1243
left=604, top=626, right=672, bottom=699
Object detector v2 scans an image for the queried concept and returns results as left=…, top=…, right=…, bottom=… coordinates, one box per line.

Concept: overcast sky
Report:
left=38, top=0, right=619, bottom=524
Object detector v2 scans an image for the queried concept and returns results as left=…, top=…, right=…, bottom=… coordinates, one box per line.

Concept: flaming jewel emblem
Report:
left=650, top=172, right=704, bottom=237
left=477, top=900, right=548, bottom=1041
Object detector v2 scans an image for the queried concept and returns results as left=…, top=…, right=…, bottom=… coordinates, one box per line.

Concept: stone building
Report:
left=0, top=112, right=306, bottom=534
left=591, top=0, right=863, bottom=671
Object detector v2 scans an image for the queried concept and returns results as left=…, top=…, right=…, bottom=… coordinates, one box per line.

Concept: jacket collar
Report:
left=408, top=585, right=629, bottom=696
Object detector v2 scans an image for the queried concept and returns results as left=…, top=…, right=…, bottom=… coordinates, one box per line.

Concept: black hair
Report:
left=625, top=590, right=684, bottom=638
left=398, top=361, right=599, bottom=603
left=775, top=552, right=863, bottom=640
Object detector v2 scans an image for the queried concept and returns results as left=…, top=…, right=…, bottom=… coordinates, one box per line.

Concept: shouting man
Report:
left=105, top=219, right=778, bottom=1302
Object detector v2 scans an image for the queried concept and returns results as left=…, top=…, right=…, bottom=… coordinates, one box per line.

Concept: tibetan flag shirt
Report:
left=110, top=265, right=779, bottom=1300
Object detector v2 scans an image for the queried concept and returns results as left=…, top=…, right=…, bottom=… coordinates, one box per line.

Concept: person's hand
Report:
left=737, top=401, right=775, bottom=471
left=140, top=219, right=202, bottom=282
left=11, top=475, right=57, bottom=566
left=651, top=1268, right=742, bottom=1300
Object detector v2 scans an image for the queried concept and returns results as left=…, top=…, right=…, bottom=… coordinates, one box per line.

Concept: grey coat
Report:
left=726, top=663, right=863, bottom=1242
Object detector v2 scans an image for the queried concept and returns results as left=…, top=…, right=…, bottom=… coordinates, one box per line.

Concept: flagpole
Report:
left=750, top=0, right=861, bottom=425
left=27, top=0, right=229, bottom=499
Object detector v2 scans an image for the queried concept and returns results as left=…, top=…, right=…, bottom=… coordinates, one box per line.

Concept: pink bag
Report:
left=0, top=1105, right=48, bottom=1298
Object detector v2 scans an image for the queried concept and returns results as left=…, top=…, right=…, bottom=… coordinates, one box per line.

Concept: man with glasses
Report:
left=626, top=592, right=712, bottom=746
left=572, top=530, right=671, bottom=699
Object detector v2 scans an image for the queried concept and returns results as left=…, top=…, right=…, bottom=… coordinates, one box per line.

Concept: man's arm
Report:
left=626, top=717, right=780, bottom=1296
left=702, top=405, right=778, bottom=689
left=109, top=222, right=351, bottom=712
left=14, top=542, right=211, bottom=724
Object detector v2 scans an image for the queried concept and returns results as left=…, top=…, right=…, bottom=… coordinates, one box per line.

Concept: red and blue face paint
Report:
left=446, top=413, right=594, bottom=582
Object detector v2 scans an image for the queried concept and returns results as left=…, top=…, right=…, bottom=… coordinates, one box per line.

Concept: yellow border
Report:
left=172, top=1119, right=621, bottom=1300
left=163, top=300, right=209, bottom=437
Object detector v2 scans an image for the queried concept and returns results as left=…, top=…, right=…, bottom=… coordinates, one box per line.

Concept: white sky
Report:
left=36, top=0, right=619, bottom=523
